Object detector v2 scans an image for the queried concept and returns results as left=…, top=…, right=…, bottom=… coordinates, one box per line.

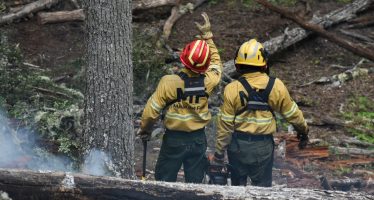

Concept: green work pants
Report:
left=155, top=128, right=208, bottom=183
left=227, top=132, right=274, bottom=187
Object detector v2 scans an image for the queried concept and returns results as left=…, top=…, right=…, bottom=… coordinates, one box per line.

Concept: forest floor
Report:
left=1, top=0, right=373, bottom=194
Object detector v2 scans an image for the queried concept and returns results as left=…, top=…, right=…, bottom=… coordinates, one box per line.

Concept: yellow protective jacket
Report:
left=140, top=38, right=222, bottom=133
left=215, top=72, right=308, bottom=155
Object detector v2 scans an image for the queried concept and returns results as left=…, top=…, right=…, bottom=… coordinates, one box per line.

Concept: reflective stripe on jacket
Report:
left=215, top=72, right=308, bottom=155
left=141, top=38, right=222, bottom=132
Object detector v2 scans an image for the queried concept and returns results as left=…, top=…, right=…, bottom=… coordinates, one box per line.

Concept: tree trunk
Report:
left=83, top=0, right=135, bottom=179
left=37, top=9, right=85, bottom=24
left=0, top=169, right=372, bottom=200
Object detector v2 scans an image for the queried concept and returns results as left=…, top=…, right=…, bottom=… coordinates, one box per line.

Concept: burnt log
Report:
left=223, top=0, right=372, bottom=77
left=0, top=168, right=373, bottom=200
left=37, top=9, right=85, bottom=24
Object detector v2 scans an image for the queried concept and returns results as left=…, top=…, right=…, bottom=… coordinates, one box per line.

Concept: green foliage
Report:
left=336, top=0, right=352, bottom=4
left=0, top=33, right=83, bottom=159
left=133, top=28, right=168, bottom=97
left=334, top=166, right=352, bottom=176
left=241, top=0, right=297, bottom=7
left=343, top=96, right=374, bottom=144
left=0, top=2, right=6, bottom=14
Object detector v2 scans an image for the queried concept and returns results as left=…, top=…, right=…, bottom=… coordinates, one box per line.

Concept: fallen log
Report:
left=133, top=0, right=177, bottom=11
left=255, top=0, right=374, bottom=61
left=321, top=177, right=373, bottom=191
left=223, top=0, right=372, bottom=77
left=0, top=168, right=372, bottom=200
left=37, top=9, right=85, bottom=24
left=0, top=0, right=60, bottom=25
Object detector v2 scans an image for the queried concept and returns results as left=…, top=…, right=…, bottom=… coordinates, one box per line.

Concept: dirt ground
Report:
left=1, top=0, right=373, bottom=193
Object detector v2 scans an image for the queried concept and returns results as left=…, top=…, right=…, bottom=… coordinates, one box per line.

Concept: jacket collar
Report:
left=181, top=68, right=200, bottom=77
left=241, top=72, right=267, bottom=78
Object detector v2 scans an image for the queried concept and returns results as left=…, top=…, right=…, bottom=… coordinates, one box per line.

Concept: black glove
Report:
left=137, top=129, right=151, bottom=141
left=297, top=132, right=308, bottom=149
left=210, top=152, right=225, bottom=166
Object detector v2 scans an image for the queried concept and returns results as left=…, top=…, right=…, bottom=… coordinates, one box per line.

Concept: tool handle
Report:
left=142, top=140, right=147, bottom=179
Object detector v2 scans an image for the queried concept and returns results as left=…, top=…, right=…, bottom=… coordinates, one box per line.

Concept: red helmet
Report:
left=180, top=40, right=211, bottom=73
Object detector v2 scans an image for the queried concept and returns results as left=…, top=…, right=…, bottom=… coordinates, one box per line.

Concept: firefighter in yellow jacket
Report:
left=212, top=39, right=309, bottom=187
left=138, top=13, right=222, bottom=183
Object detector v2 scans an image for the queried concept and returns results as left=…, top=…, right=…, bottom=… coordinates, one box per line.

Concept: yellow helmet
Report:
left=235, top=39, right=267, bottom=67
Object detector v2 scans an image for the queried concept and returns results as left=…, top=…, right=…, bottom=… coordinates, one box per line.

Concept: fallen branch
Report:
left=161, top=0, right=207, bottom=42
left=222, top=0, right=372, bottom=77
left=330, top=146, right=374, bottom=156
left=255, top=0, right=374, bottom=61
left=32, top=86, right=75, bottom=100
left=37, top=9, right=85, bottom=24
left=69, top=0, right=80, bottom=9
left=339, top=29, right=374, bottom=43
left=4, top=0, right=36, bottom=7
left=132, top=0, right=177, bottom=11
left=0, top=0, right=60, bottom=25
left=347, top=14, right=374, bottom=29
left=1, top=169, right=372, bottom=200
left=299, top=59, right=373, bottom=87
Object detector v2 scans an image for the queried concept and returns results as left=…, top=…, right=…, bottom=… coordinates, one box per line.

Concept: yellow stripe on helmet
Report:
left=188, top=40, right=201, bottom=66
left=196, top=43, right=209, bottom=67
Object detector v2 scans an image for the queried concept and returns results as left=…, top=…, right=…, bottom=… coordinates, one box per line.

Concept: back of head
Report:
left=234, top=39, right=269, bottom=74
left=180, top=40, right=211, bottom=74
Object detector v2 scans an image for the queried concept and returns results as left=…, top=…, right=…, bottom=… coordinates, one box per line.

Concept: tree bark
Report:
left=0, top=0, right=60, bottom=25
left=223, top=0, right=372, bottom=77
left=83, top=0, right=135, bottom=179
left=0, top=169, right=372, bottom=200
left=255, top=0, right=374, bottom=62
left=37, top=9, right=85, bottom=24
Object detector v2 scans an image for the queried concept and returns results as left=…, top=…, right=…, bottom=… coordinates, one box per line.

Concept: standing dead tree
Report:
left=0, top=169, right=373, bottom=200
left=254, top=0, right=374, bottom=61
left=223, top=0, right=372, bottom=77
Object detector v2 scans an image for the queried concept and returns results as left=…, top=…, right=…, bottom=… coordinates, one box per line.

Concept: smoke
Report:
left=0, top=112, right=73, bottom=171
left=82, top=149, right=112, bottom=176
left=0, top=111, right=111, bottom=176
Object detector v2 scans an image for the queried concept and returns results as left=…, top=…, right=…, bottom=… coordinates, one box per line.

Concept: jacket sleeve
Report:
left=204, top=38, right=223, bottom=93
left=140, top=77, right=169, bottom=132
left=215, top=86, right=235, bottom=155
left=270, top=79, right=308, bottom=135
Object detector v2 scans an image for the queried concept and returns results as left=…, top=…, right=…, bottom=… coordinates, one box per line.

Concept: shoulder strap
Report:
left=178, top=71, right=189, bottom=80
left=237, top=77, right=255, bottom=97
left=261, top=77, right=275, bottom=102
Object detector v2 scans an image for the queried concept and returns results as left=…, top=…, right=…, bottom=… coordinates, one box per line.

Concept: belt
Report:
left=233, top=131, right=273, bottom=141
left=165, top=128, right=205, bottom=137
